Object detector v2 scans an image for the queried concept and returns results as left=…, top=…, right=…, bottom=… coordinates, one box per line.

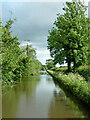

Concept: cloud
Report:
left=2, top=2, right=63, bottom=49
left=20, top=40, right=51, bottom=64
left=2, top=1, right=89, bottom=64
left=36, top=48, right=52, bottom=64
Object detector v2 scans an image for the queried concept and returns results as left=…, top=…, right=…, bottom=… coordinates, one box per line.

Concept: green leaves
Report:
left=46, top=59, right=55, bottom=70
left=20, top=44, right=42, bottom=76
left=47, top=0, right=89, bottom=71
left=73, top=50, right=77, bottom=56
left=1, top=17, right=42, bottom=85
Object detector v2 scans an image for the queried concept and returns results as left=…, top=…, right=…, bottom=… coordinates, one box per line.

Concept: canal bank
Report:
left=47, top=70, right=90, bottom=109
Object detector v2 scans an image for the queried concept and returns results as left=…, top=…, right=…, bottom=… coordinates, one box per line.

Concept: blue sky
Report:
left=1, top=0, right=90, bottom=65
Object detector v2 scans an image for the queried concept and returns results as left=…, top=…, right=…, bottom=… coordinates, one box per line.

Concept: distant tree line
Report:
left=0, top=17, right=42, bottom=85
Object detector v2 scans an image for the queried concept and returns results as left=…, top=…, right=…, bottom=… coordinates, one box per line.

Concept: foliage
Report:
left=1, top=18, right=22, bottom=84
left=45, top=59, right=55, bottom=70
left=41, top=65, right=47, bottom=71
left=76, top=65, right=89, bottom=81
left=0, top=17, right=2, bottom=84
left=1, top=18, right=42, bottom=85
left=55, top=65, right=89, bottom=81
left=55, top=66, right=68, bottom=73
left=47, top=0, right=89, bottom=71
left=20, top=44, right=42, bottom=76
left=47, top=70, right=90, bottom=106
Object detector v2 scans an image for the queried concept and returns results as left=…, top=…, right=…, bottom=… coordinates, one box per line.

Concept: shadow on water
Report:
left=51, top=78, right=89, bottom=118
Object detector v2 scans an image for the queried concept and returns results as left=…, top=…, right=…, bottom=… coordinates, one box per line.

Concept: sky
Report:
left=1, top=0, right=90, bottom=65
left=1, top=0, right=90, bottom=2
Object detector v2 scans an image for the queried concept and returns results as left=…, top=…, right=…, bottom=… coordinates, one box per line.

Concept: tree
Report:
left=1, top=18, right=23, bottom=83
left=1, top=17, right=42, bottom=84
left=47, top=0, right=89, bottom=71
left=20, top=43, right=42, bottom=76
left=46, top=59, right=55, bottom=70
left=0, top=17, right=2, bottom=81
left=41, top=65, right=47, bottom=71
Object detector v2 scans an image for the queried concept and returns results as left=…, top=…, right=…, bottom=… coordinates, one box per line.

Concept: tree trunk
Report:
left=26, top=43, right=29, bottom=56
left=73, top=58, right=76, bottom=71
left=68, top=61, right=71, bottom=72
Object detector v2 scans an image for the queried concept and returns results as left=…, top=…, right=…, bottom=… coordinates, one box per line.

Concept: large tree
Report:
left=47, top=0, right=89, bottom=71
left=1, top=18, right=42, bottom=84
left=1, top=18, right=24, bottom=83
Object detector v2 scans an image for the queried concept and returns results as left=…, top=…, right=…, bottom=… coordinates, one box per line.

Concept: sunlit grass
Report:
left=47, top=70, right=90, bottom=106
left=55, top=65, right=89, bottom=81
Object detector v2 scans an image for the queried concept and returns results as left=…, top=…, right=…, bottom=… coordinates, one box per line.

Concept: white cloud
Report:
left=20, top=41, right=32, bottom=46
left=36, top=48, right=52, bottom=64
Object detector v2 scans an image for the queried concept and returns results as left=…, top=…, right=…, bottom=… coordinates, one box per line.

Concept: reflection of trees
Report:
left=48, top=79, right=88, bottom=118
left=48, top=88, right=76, bottom=118
left=2, top=76, right=40, bottom=118
left=46, top=75, right=54, bottom=85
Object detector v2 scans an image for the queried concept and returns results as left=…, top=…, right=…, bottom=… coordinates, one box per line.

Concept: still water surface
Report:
left=2, top=75, right=88, bottom=118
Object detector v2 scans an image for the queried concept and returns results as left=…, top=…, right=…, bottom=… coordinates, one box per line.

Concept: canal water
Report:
left=2, top=74, right=88, bottom=118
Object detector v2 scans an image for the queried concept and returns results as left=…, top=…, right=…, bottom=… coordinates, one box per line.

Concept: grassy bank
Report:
left=76, top=65, right=89, bottom=81
left=47, top=70, right=90, bottom=108
left=54, top=65, right=89, bottom=81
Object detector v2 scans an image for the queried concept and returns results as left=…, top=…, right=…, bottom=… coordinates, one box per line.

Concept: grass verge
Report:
left=47, top=70, right=90, bottom=108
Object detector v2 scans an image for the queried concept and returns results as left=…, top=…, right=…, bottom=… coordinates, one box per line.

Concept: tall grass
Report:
left=55, top=65, right=89, bottom=81
left=47, top=70, right=90, bottom=107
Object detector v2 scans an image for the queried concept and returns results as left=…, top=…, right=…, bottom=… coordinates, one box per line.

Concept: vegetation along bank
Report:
left=47, top=70, right=90, bottom=108
left=46, top=0, right=90, bottom=109
left=0, top=18, right=43, bottom=87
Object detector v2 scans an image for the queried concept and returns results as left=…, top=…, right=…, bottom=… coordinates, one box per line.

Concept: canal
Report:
left=2, top=74, right=88, bottom=118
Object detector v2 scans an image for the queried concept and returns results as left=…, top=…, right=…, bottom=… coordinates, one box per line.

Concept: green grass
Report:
left=55, top=65, right=89, bottom=81
left=47, top=70, right=90, bottom=107
left=76, top=65, right=89, bottom=81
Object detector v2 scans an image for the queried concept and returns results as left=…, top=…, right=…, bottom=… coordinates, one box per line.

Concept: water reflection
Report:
left=2, top=75, right=88, bottom=118
left=2, top=76, right=40, bottom=118
left=48, top=86, right=85, bottom=118
left=50, top=79, right=88, bottom=118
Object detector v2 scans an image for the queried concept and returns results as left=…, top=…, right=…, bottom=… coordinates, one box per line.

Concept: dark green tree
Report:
left=47, top=0, right=89, bottom=71
left=46, top=59, right=55, bottom=70
left=1, top=18, right=22, bottom=83
left=0, top=17, right=2, bottom=81
left=1, top=17, right=42, bottom=85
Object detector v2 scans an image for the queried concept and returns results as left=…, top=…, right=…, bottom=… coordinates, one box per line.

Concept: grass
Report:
left=55, top=65, right=89, bottom=81
left=76, top=65, right=89, bottom=81
left=47, top=70, right=90, bottom=107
